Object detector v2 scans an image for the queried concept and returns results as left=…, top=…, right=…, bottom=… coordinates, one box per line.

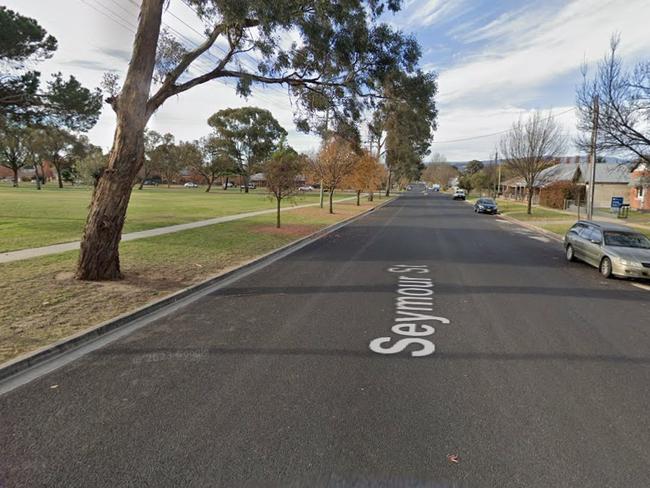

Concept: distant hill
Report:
left=433, top=155, right=630, bottom=172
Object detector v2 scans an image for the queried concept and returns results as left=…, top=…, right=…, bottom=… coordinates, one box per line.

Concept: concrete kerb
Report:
left=497, top=213, right=565, bottom=243
left=462, top=197, right=565, bottom=243
left=0, top=197, right=396, bottom=390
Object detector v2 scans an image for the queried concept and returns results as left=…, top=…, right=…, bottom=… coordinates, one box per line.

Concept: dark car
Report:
left=474, top=198, right=498, bottom=214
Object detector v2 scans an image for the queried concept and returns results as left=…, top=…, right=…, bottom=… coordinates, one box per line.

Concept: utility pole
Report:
left=587, top=95, right=599, bottom=220
left=320, top=106, right=329, bottom=209
left=495, top=150, right=501, bottom=198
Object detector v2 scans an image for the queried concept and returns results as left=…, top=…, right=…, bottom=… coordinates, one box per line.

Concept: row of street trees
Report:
left=2, top=1, right=438, bottom=280
left=71, top=0, right=436, bottom=280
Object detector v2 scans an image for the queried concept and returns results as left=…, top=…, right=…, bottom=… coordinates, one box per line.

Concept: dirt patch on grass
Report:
left=256, top=224, right=319, bottom=236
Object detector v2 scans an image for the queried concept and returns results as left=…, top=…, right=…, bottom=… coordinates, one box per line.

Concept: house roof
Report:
left=535, top=162, right=631, bottom=187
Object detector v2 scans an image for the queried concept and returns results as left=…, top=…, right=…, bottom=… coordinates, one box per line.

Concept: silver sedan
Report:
left=564, top=221, right=650, bottom=279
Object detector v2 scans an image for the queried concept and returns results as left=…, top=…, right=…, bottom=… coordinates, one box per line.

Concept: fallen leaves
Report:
left=447, top=454, right=461, bottom=464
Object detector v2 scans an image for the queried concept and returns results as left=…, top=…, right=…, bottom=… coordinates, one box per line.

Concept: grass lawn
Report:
left=0, top=198, right=386, bottom=364
left=0, top=183, right=350, bottom=252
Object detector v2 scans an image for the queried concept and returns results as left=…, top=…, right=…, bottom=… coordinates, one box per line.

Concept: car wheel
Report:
left=565, top=244, right=575, bottom=262
left=599, top=257, right=613, bottom=278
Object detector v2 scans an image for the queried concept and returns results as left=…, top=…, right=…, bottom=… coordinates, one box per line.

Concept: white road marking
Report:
left=369, top=265, right=451, bottom=357
left=631, top=283, right=650, bottom=291
left=496, top=219, right=513, bottom=224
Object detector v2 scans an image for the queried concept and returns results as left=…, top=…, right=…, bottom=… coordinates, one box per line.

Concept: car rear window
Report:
left=603, top=231, right=650, bottom=249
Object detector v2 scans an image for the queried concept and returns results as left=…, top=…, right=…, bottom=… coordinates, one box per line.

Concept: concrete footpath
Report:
left=0, top=196, right=358, bottom=264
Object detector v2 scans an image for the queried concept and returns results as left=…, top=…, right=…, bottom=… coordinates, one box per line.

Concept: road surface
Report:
left=2, top=189, right=649, bottom=487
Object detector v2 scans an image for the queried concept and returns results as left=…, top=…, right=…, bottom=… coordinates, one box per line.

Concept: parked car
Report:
left=452, top=189, right=466, bottom=200
left=474, top=197, right=498, bottom=214
left=564, top=221, right=650, bottom=279
left=184, top=182, right=198, bottom=188
left=299, top=185, right=314, bottom=192
left=240, top=183, right=256, bottom=190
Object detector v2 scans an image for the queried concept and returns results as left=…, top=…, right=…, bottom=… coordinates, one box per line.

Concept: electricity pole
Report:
left=495, top=150, right=501, bottom=198
left=587, top=95, right=599, bottom=220
left=320, top=106, right=329, bottom=209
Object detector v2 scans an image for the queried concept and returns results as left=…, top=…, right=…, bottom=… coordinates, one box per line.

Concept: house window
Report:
left=638, top=187, right=645, bottom=199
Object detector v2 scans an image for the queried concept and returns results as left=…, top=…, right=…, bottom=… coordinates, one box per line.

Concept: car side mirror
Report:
left=590, top=239, right=602, bottom=245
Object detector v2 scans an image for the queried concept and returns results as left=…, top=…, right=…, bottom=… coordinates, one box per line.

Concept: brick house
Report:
left=629, top=161, right=650, bottom=211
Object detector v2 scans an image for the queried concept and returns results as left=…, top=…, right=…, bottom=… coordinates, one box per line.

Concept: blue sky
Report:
left=5, top=0, right=650, bottom=161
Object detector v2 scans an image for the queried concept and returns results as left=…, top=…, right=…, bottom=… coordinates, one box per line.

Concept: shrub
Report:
left=540, top=181, right=585, bottom=209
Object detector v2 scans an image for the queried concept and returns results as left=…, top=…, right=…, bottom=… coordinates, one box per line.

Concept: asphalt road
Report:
left=2, top=188, right=650, bottom=487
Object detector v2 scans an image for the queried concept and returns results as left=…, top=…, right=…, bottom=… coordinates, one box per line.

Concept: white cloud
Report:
left=401, top=0, right=468, bottom=27
left=430, top=104, right=578, bottom=161
left=429, top=0, right=650, bottom=160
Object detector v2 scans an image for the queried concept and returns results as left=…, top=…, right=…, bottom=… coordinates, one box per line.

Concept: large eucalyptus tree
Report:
left=75, top=0, right=425, bottom=280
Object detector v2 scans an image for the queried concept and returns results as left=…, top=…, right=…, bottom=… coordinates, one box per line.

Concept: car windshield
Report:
left=603, top=231, right=650, bottom=249
left=480, top=199, right=495, bottom=204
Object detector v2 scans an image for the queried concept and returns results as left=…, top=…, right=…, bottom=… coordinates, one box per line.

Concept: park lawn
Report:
left=0, top=197, right=385, bottom=364
left=0, top=184, right=337, bottom=252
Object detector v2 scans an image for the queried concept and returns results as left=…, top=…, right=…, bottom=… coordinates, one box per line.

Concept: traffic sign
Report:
left=611, top=197, right=624, bottom=208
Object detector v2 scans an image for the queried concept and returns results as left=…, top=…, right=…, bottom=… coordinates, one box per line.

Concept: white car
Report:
left=184, top=182, right=198, bottom=188
left=299, top=185, right=314, bottom=192
left=452, top=189, right=466, bottom=200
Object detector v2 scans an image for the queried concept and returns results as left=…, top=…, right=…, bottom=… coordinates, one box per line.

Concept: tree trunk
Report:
left=244, top=174, right=249, bottom=193
left=319, top=180, right=324, bottom=208
left=206, top=177, right=213, bottom=192
left=369, top=191, right=374, bottom=202
left=12, top=167, right=18, bottom=187
left=35, top=165, right=42, bottom=190
left=76, top=0, right=164, bottom=281
left=329, top=189, right=334, bottom=214
left=385, top=170, right=392, bottom=197
left=224, top=176, right=229, bottom=190
left=138, top=178, right=145, bottom=190
left=276, top=196, right=281, bottom=228
left=356, top=190, right=361, bottom=206
left=54, top=163, right=63, bottom=189
left=526, top=186, right=533, bottom=215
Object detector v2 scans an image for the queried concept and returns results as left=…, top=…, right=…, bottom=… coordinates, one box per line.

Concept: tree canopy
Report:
left=0, top=7, right=101, bottom=125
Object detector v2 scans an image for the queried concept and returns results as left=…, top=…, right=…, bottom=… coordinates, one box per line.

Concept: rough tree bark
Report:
left=12, top=168, right=18, bottom=187
left=329, top=189, right=334, bottom=214
left=54, top=160, right=63, bottom=188
left=385, top=169, right=392, bottom=197
left=75, top=0, right=164, bottom=280
left=526, top=185, right=533, bottom=215
left=356, top=190, right=361, bottom=206
left=276, top=196, right=281, bottom=228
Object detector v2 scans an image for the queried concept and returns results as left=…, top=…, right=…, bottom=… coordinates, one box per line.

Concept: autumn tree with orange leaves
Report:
left=342, top=151, right=384, bottom=205
left=309, top=137, right=357, bottom=214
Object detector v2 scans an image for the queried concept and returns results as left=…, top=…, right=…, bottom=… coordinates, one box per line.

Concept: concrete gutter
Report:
left=0, top=197, right=395, bottom=392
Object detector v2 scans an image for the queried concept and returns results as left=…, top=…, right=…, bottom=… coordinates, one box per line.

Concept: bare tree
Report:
left=499, top=111, right=566, bottom=214
left=577, top=36, right=650, bottom=164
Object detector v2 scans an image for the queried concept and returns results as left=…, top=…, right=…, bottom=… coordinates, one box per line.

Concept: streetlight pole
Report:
left=587, top=95, right=599, bottom=220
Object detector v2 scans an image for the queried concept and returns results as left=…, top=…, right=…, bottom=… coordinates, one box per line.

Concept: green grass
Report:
left=0, top=184, right=341, bottom=252
left=495, top=199, right=573, bottom=220
left=539, top=223, right=573, bottom=236
left=0, top=199, right=381, bottom=363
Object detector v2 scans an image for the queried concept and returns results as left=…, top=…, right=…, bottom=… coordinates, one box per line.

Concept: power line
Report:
left=77, top=0, right=136, bottom=34
left=431, top=107, right=576, bottom=144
